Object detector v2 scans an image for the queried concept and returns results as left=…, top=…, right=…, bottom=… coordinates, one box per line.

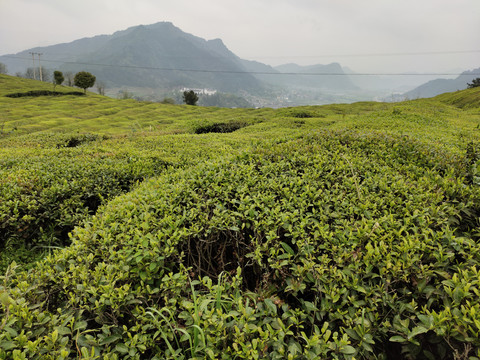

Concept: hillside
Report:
left=0, top=22, right=263, bottom=94
left=402, top=67, right=480, bottom=99
left=434, top=85, right=480, bottom=109
left=0, top=74, right=261, bottom=136
left=1, top=74, right=480, bottom=359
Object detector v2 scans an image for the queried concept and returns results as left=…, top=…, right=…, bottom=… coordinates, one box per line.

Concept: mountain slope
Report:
left=434, top=84, right=480, bottom=109
left=0, top=22, right=362, bottom=100
left=0, top=22, right=263, bottom=93
left=270, top=62, right=358, bottom=91
left=403, top=68, right=480, bottom=99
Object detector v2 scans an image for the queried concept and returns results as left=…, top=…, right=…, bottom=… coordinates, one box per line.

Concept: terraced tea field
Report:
left=1, top=74, right=480, bottom=359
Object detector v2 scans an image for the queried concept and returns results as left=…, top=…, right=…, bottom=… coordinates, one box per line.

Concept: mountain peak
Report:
left=207, top=38, right=225, bottom=45
left=34, top=21, right=260, bottom=92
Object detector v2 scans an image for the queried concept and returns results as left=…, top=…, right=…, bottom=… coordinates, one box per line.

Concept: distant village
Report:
left=180, top=87, right=217, bottom=96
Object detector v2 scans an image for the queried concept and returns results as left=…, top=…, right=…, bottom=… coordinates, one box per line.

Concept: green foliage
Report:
left=2, top=131, right=480, bottom=358
left=0, top=133, right=173, bottom=272
left=74, top=71, right=96, bottom=94
left=288, top=110, right=314, bottom=118
left=435, top=86, right=480, bottom=109
left=194, top=121, right=249, bottom=134
left=53, top=71, right=64, bottom=90
left=467, top=78, right=480, bottom=88
left=183, top=90, right=199, bottom=106
left=1, top=74, right=480, bottom=359
left=5, top=90, right=84, bottom=98
left=160, top=97, right=175, bottom=105
left=0, top=74, right=275, bottom=136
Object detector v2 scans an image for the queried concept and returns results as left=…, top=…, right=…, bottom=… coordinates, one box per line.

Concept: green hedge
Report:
left=1, top=131, right=479, bottom=359
left=0, top=135, right=171, bottom=270
left=5, top=90, right=85, bottom=98
left=194, top=121, right=249, bottom=134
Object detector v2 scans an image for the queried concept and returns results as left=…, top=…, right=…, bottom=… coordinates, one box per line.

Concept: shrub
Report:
left=0, top=138, right=171, bottom=271
left=56, top=134, right=100, bottom=148
left=290, top=110, right=314, bottom=118
left=467, top=78, right=480, bottom=88
left=74, top=71, right=96, bottom=94
left=183, top=90, right=199, bottom=106
left=5, top=90, right=85, bottom=98
left=194, top=121, right=248, bottom=134
left=1, top=131, right=479, bottom=358
left=53, top=71, right=64, bottom=91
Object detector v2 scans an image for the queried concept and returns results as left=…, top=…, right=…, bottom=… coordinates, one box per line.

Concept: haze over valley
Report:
left=1, top=21, right=478, bottom=107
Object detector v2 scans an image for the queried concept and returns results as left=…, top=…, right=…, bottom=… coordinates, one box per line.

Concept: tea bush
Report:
left=0, top=135, right=172, bottom=270
left=2, top=75, right=480, bottom=358
left=5, top=90, right=85, bottom=98
left=1, top=131, right=479, bottom=359
left=0, top=128, right=270, bottom=271
left=194, top=121, right=249, bottom=134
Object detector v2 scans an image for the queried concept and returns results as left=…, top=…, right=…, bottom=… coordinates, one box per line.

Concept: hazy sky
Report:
left=1, top=0, right=479, bottom=73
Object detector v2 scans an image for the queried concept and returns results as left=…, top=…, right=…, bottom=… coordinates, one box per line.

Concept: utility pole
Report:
left=37, top=53, right=43, bottom=81
left=29, top=52, right=36, bottom=80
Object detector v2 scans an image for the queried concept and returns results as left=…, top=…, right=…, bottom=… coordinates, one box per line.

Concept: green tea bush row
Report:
left=194, top=121, right=249, bottom=134
left=57, top=134, right=104, bottom=148
left=1, top=130, right=479, bottom=359
left=0, top=129, right=266, bottom=271
left=5, top=90, right=85, bottom=98
left=0, top=140, right=171, bottom=270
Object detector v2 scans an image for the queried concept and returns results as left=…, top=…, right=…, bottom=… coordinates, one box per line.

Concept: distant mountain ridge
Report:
left=0, top=22, right=357, bottom=96
left=402, top=68, right=480, bottom=99
left=272, top=63, right=357, bottom=91
left=0, top=22, right=264, bottom=93
left=2, top=22, right=476, bottom=105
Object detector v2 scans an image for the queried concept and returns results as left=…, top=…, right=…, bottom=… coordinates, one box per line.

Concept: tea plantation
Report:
left=1, top=74, right=480, bottom=359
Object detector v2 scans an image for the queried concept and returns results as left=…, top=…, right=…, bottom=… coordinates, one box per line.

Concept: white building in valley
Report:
left=180, top=88, right=217, bottom=96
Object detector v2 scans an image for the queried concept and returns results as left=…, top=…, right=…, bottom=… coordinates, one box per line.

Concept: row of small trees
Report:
left=52, top=70, right=96, bottom=94
left=1, top=61, right=197, bottom=102
left=0, top=62, right=99, bottom=95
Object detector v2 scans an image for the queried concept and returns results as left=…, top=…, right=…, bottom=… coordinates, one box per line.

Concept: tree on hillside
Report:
left=53, top=71, right=64, bottom=90
left=0, top=62, right=7, bottom=74
left=118, top=90, right=134, bottom=100
left=23, top=67, right=36, bottom=80
left=74, top=71, right=96, bottom=94
left=65, top=72, right=74, bottom=86
left=183, top=90, right=199, bottom=106
left=467, top=78, right=480, bottom=88
left=23, top=67, right=51, bottom=82
left=96, top=81, right=106, bottom=96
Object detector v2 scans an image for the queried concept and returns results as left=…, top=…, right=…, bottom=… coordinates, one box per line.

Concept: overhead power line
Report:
left=250, top=49, right=480, bottom=59
left=3, top=54, right=479, bottom=77
left=8, top=49, right=480, bottom=60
